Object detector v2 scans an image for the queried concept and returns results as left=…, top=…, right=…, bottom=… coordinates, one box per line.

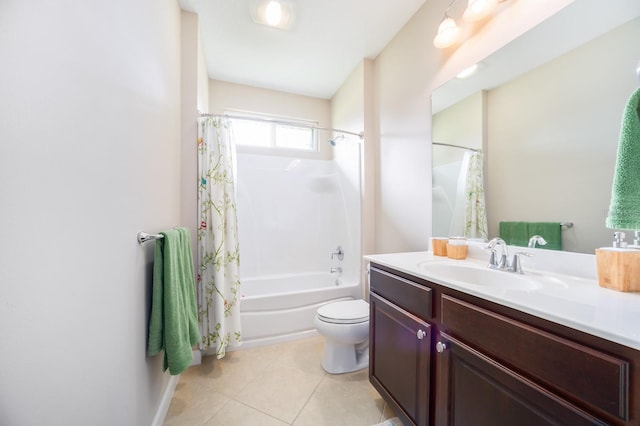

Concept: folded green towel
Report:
left=499, top=221, right=530, bottom=247
left=499, top=221, right=562, bottom=250
left=148, top=227, right=200, bottom=375
left=606, top=88, right=640, bottom=229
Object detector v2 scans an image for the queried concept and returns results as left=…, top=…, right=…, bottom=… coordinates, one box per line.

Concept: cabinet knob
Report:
left=417, top=329, right=426, bottom=340
left=436, top=341, right=447, bottom=353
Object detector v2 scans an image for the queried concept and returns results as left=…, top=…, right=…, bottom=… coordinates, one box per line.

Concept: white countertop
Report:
left=366, top=250, right=640, bottom=351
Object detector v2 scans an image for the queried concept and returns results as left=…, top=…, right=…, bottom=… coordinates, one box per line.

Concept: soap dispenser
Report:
left=595, top=231, right=640, bottom=292
left=628, top=231, right=640, bottom=249
left=613, top=231, right=628, bottom=248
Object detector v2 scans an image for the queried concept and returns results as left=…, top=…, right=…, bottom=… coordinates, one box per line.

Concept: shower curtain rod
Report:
left=433, top=142, right=480, bottom=153
left=200, top=113, right=364, bottom=139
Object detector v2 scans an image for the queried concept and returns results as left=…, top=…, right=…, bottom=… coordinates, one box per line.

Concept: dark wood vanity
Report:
left=369, top=263, right=640, bottom=426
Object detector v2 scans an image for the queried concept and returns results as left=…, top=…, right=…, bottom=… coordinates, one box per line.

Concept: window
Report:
left=228, top=113, right=317, bottom=152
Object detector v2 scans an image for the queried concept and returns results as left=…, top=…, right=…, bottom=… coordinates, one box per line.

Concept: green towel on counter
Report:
left=499, top=221, right=563, bottom=250
left=148, top=227, right=200, bottom=375
left=499, top=222, right=530, bottom=248
left=606, top=88, right=640, bottom=229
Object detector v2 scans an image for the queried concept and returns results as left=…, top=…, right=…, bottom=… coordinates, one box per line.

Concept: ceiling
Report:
left=178, top=0, right=426, bottom=99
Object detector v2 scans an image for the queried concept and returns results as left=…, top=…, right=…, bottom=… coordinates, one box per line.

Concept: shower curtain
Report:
left=463, top=151, right=489, bottom=240
left=197, top=116, right=242, bottom=358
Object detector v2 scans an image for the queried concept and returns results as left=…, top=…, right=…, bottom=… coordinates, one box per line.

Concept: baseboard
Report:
left=151, top=374, right=179, bottom=426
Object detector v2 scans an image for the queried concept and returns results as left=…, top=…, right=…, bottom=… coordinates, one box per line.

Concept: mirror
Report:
left=431, top=2, right=640, bottom=254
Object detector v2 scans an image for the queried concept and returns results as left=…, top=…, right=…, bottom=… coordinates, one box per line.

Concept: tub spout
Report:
left=330, top=267, right=342, bottom=274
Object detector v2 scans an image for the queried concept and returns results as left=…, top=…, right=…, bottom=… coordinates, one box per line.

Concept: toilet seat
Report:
left=317, top=300, right=369, bottom=324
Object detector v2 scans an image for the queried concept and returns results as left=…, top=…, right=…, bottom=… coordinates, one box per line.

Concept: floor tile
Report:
left=202, top=399, right=289, bottom=426
left=163, top=336, right=385, bottom=426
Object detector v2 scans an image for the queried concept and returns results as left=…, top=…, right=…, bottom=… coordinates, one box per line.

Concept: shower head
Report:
left=328, top=134, right=345, bottom=146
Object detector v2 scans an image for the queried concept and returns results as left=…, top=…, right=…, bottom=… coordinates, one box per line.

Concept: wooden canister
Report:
left=447, top=244, right=468, bottom=260
left=432, top=238, right=448, bottom=256
left=595, top=248, right=640, bottom=292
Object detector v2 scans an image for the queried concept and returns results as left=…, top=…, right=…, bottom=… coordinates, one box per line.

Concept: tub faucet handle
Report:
left=331, top=245, right=344, bottom=261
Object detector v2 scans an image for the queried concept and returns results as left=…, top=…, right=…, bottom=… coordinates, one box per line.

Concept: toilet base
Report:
left=321, top=340, right=369, bottom=374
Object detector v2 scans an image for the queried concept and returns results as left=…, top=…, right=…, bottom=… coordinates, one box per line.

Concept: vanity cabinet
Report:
left=369, top=263, right=640, bottom=426
left=435, top=295, right=627, bottom=425
left=369, top=267, right=433, bottom=426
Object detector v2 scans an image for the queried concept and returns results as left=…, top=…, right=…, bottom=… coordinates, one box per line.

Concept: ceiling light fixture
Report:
left=252, top=0, right=294, bottom=30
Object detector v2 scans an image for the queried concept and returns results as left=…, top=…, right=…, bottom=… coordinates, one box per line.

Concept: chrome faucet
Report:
left=330, top=267, right=343, bottom=274
left=528, top=235, right=547, bottom=248
left=486, top=238, right=509, bottom=269
left=486, top=237, right=533, bottom=274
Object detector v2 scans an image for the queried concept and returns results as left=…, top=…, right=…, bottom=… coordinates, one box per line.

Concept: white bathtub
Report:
left=238, top=272, right=361, bottom=348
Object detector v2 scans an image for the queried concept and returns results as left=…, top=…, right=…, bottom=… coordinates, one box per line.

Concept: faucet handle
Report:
left=510, top=252, right=533, bottom=274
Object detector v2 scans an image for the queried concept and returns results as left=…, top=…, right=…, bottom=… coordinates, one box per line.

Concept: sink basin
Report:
left=417, top=261, right=542, bottom=292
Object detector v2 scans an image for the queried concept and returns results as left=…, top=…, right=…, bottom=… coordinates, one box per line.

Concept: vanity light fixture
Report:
left=433, top=0, right=509, bottom=49
left=433, top=15, right=461, bottom=49
left=251, top=0, right=294, bottom=29
left=462, top=0, right=498, bottom=22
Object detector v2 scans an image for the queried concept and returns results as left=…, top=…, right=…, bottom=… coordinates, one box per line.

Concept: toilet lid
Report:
left=317, top=300, right=369, bottom=324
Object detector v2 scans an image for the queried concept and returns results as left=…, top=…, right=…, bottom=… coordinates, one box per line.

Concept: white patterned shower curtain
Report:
left=463, top=151, right=489, bottom=240
left=197, top=116, right=242, bottom=358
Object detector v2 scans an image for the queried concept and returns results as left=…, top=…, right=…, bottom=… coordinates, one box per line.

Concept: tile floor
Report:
left=164, top=336, right=399, bottom=426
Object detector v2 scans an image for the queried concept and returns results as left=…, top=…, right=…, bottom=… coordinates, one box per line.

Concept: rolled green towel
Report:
left=148, top=227, right=200, bottom=375
left=606, top=88, right=640, bottom=229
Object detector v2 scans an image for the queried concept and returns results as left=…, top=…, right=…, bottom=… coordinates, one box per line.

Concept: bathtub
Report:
left=238, top=272, right=361, bottom=348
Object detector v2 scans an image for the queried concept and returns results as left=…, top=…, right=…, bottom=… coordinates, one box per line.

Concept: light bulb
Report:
left=433, top=17, right=461, bottom=49
left=463, top=0, right=498, bottom=22
left=265, top=0, right=283, bottom=26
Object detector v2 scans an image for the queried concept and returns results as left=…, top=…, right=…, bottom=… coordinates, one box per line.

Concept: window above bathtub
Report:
left=227, top=111, right=318, bottom=153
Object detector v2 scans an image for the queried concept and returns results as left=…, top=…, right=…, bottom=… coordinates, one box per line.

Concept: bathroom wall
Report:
left=330, top=59, right=376, bottom=296
left=0, top=1, right=182, bottom=424
left=372, top=0, right=573, bottom=253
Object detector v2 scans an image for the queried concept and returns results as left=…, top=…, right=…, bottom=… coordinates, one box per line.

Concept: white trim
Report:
left=151, top=374, right=179, bottom=426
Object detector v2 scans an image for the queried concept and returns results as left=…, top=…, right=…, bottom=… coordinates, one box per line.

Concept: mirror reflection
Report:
left=431, top=5, right=640, bottom=254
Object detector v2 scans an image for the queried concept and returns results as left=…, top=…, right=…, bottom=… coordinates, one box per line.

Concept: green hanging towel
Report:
left=606, top=88, right=640, bottom=229
left=528, top=222, right=562, bottom=251
left=499, top=221, right=529, bottom=248
left=148, top=227, right=200, bottom=375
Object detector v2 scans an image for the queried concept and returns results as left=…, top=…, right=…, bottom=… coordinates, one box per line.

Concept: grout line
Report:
left=290, top=370, right=327, bottom=425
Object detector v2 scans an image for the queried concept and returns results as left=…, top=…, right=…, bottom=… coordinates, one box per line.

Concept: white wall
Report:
left=487, top=17, right=640, bottom=253
left=0, top=1, right=182, bottom=424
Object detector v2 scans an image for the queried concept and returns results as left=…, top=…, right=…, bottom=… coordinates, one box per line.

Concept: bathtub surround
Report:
left=148, top=228, right=200, bottom=375
left=197, top=117, right=242, bottom=358
left=236, top=152, right=362, bottom=346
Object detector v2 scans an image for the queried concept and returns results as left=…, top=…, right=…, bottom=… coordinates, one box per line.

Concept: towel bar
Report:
left=137, top=231, right=164, bottom=244
left=560, top=222, right=574, bottom=229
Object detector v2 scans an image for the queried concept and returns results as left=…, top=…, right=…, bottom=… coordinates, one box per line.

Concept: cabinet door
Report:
left=370, top=292, right=431, bottom=426
left=435, top=332, right=608, bottom=426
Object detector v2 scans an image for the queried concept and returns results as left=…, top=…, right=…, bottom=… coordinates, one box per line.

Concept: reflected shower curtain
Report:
left=197, top=116, right=242, bottom=358
left=463, top=151, right=489, bottom=240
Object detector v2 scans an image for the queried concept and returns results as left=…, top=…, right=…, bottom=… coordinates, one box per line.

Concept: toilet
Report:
left=314, top=299, right=370, bottom=374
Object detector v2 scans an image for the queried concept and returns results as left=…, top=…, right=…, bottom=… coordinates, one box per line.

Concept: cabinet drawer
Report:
left=441, top=295, right=629, bottom=420
left=370, top=267, right=432, bottom=321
